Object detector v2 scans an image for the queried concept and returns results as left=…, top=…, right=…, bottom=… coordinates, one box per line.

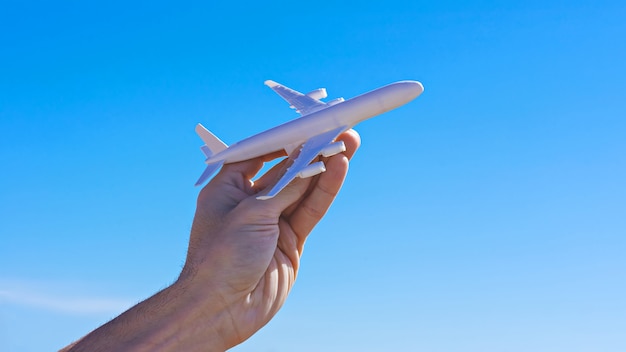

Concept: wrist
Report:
left=66, top=277, right=231, bottom=352
left=137, top=276, right=231, bottom=351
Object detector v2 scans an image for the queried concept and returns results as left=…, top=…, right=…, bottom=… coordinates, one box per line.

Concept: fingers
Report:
left=199, top=150, right=287, bottom=201
left=287, top=129, right=361, bottom=241
left=220, top=150, right=286, bottom=181
left=251, top=158, right=289, bottom=193
left=337, top=129, right=361, bottom=160
left=287, top=153, right=349, bottom=242
left=226, top=129, right=360, bottom=224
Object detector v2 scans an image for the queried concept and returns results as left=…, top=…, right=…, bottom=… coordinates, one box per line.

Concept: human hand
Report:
left=179, top=129, right=361, bottom=349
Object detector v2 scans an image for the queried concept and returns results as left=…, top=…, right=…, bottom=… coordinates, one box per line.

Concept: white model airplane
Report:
left=195, top=79, right=424, bottom=200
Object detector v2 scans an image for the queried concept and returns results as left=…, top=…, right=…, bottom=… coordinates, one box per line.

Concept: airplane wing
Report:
left=265, top=80, right=326, bottom=116
left=257, top=126, right=348, bottom=200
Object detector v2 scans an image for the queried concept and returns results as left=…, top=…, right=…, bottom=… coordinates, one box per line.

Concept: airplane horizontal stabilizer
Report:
left=195, top=160, right=225, bottom=186
left=200, top=145, right=212, bottom=158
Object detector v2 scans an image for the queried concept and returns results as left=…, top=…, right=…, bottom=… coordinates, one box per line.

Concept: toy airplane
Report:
left=195, top=79, right=424, bottom=200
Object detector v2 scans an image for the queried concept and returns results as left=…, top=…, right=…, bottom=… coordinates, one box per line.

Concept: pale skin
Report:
left=61, top=130, right=361, bottom=351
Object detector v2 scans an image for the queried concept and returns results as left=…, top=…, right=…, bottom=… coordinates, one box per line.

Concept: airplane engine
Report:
left=297, top=161, right=326, bottom=178
left=326, top=97, right=345, bottom=106
left=306, top=88, right=328, bottom=100
left=321, top=141, right=346, bottom=157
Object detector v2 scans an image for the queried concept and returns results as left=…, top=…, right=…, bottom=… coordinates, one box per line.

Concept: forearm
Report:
left=62, top=277, right=230, bottom=352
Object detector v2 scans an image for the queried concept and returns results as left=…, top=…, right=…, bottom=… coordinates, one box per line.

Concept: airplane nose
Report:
left=398, top=80, right=424, bottom=100
left=352, top=80, right=424, bottom=114
left=381, top=80, right=423, bottom=105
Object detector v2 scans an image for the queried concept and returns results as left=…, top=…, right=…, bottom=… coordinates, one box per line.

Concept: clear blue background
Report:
left=1, top=1, right=625, bottom=350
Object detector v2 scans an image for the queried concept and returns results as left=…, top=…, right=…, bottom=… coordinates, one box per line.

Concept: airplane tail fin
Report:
left=195, top=160, right=225, bottom=186
left=196, top=123, right=228, bottom=158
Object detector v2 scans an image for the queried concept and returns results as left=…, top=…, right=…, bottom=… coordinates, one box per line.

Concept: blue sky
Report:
left=1, top=0, right=625, bottom=350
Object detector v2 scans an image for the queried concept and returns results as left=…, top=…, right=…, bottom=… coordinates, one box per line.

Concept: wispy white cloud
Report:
left=0, top=279, right=136, bottom=316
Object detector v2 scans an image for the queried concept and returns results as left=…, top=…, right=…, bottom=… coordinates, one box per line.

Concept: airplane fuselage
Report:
left=205, top=81, right=423, bottom=165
